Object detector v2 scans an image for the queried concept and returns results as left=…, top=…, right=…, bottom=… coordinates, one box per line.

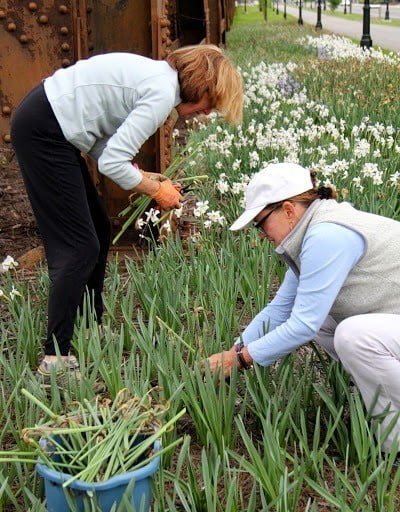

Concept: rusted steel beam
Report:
left=0, top=0, right=236, bottom=240
left=0, top=1, right=75, bottom=144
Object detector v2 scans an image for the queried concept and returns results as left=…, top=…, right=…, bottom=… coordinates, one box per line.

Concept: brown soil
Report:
left=0, top=118, right=191, bottom=269
left=0, top=148, right=41, bottom=263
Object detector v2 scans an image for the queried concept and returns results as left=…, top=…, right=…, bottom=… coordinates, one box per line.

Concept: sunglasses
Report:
left=253, top=206, right=280, bottom=231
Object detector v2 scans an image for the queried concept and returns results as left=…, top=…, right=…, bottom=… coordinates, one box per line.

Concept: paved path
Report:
left=285, top=5, right=400, bottom=52
left=343, top=3, right=400, bottom=20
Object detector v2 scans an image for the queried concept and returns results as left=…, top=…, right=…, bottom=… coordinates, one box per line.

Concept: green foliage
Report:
left=329, top=0, right=342, bottom=10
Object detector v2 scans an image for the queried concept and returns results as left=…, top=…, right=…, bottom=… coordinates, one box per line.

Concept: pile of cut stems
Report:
left=0, top=388, right=184, bottom=488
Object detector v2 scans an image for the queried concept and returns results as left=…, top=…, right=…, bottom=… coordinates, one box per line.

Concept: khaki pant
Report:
left=315, top=314, right=400, bottom=453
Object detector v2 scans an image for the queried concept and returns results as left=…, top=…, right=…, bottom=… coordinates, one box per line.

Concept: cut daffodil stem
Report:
left=21, top=388, right=59, bottom=420
left=156, top=316, right=195, bottom=353
left=112, top=144, right=205, bottom=245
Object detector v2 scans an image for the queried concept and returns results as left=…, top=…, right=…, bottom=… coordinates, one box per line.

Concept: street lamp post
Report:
left=385, top=0, right=390, bottom=20
left=298, top=0, right=304, bottom=24
left=360, top=0, right=373, bottom=48
left=316, top=0, right=322, bottom=28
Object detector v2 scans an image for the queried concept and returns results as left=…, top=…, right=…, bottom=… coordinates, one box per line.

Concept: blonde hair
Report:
left=166, top=44, right=243, bottom=125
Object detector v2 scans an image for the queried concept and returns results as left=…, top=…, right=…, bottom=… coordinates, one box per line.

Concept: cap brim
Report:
left=229, top=205, right=266, bottom=231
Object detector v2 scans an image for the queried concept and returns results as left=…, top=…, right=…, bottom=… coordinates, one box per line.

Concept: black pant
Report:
left=11, top=83, right=111, bottom=355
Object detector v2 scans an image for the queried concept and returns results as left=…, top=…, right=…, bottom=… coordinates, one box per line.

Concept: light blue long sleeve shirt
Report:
left=243, top=222, right=365, bottom=367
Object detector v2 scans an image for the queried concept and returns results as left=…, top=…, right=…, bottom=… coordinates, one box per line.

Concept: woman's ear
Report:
left=282, top=201, right=296, bottom=219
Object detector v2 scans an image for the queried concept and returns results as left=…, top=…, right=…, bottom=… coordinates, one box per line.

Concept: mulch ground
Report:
left=0, top=148, right=40, bottom=261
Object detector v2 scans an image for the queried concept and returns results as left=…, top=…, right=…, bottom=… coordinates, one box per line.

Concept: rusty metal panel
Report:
left=204, top=0, right=220, bottom=45
left=226, top=0, right=236, bottom=29
left=204, top=0, right=232, bottom=46
left=88, top=0, right=152, bottom=57
left=0, top=0, right=232, bottom=236
left=87, top=0, right=155, bottom=219
left=0, top=0, right=77, bottom=145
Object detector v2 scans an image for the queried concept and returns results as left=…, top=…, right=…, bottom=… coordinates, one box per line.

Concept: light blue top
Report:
left=242, top=222, right=365, bottom=366
left=44, top=53, right=181, bottom=190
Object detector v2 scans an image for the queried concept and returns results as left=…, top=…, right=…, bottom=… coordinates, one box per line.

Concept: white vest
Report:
left=276, top=199, right=400, bottom=323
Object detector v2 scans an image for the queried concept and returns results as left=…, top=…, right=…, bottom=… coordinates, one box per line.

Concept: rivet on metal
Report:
left=7, top=22, right=17, bottom=31
left=61, top=58, right=71, bottom=67
left=38, top=14, right=48, bottom=24
left=160, top=17, right=171, bottom=28
left=60, top=26, right=69, bottom=35
left=0, top=9, right=6, bottom=19
left=19, top=34, right=29, bottom=43
left=59, top=5, right=69, bottom=14
left=3, top=134, right=11, bottom=143
left=28, top=2, right=38, bottom=11
left=2, top=106, right=11, bottom=116
left=61, top=42, right=70, bottom=51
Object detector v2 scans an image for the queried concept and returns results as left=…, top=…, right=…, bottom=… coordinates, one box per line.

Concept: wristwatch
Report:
left=234, top=341, right=252, bottom=370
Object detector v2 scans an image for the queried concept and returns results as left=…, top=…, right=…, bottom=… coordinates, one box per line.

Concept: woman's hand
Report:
left=132, top=169, right=182, bottom=209
left=141, top=170, right=169, bottom=182
left=141, top=170, right=183, bottom=193
left=204, top=350, right=239, bottom=378
left=150, top=180, right=183, bottom=209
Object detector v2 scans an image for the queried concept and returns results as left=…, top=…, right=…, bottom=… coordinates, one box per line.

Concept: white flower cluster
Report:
left=193, top=201, right=226, bottom=228
left=361, top=162, right=383, bottom=185
left=298, top=35, right=400, bottom=65
left=191, top=59, right=400, bottom=210
left=174, top=51, right=400, bottom=235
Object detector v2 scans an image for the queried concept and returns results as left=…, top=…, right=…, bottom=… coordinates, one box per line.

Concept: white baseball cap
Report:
left=230, top=163, right=313, bottom=231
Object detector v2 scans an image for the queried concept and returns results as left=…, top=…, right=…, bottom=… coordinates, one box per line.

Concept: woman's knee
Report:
left=333, top=316, right=364, bottom=361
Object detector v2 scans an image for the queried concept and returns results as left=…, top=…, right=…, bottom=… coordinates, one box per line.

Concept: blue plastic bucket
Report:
left=36, top=440, right=161, bottom=512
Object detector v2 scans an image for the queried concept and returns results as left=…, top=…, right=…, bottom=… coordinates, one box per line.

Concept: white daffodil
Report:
left=193, top=201, right=210, bottom=218
left=216, top=180, right=229, bottom=194
left=10, top=286, right=22, bottom=300
left=1, top=255, right=19, bottom=272
left=144, top=208, right=160, bottom=224
left=136, top=218, right=146, bottom=230
left=174, top=206, right=183, bottom=219
left=207, top=211, right=226, bottom=225
left=160, top=220, right=172, bottom=234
